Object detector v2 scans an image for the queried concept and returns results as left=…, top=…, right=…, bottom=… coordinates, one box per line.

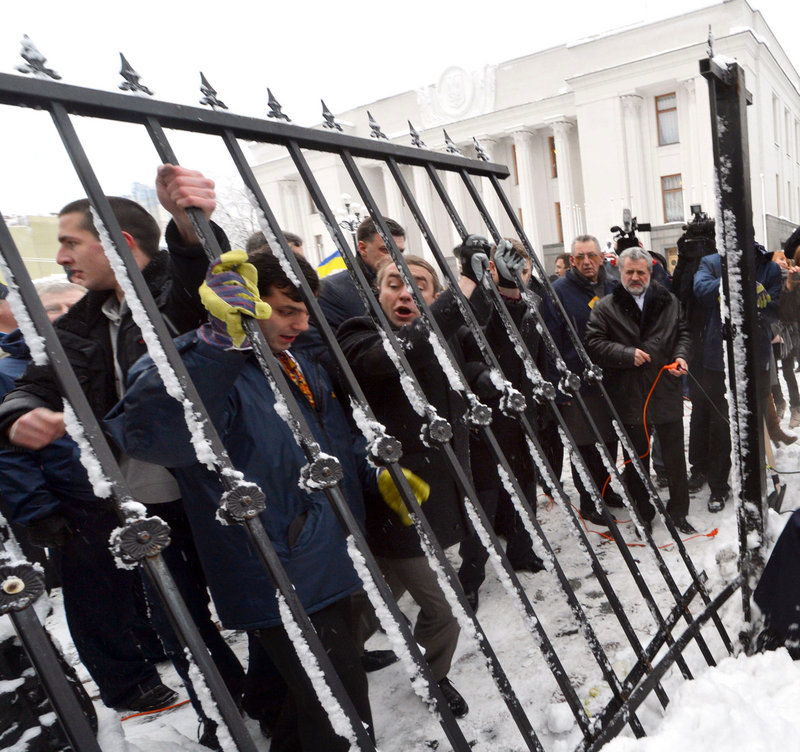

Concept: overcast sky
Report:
left=1, top=0, right=798, bottom=215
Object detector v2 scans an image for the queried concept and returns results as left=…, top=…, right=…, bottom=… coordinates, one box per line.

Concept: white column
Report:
left=510, top=129, right=543, bottom=259
left=550, top=120, right=579, bottom=244
left=279, top=179, right=305, bottom=242
left=619, top=95, right=647, bottom=219
left=446, top=170, right=468, bottom=249
left=681, top=78, right=703, bottom=210
left=474, top=134, right=504, bottom=237
left=412, top=166, right=437, bottom=266
left=380, top=164, right=406, bottom=224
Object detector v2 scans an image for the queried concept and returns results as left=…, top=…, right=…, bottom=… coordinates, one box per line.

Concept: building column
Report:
left=412, top=166, right=438, bottom=265
left=510, top=129, right=543, bottom=259
left=680, top=77, right=706, bottom=213
left=619, top=95, right=647, bottom=221
left=380, top=164, right=406, bottom=225
left=279, top=179, right=305, bottom=243
left=445, top=169, right=468, bottom=249
left=550, top=120, right=580, bottom=244
left=474, top=134, right=504, bottom=237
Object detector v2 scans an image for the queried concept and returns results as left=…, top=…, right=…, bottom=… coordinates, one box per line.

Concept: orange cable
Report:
left=120, top=699, right=191, bottom=721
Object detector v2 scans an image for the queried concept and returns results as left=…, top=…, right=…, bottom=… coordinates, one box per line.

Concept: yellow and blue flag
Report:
left=317, top=250, right=347, bottom=278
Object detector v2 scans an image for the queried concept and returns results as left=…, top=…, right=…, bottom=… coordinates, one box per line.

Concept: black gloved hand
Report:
left=457, top=234, right=492, bottom=284
left=26, top=515, right=72, bottom=548
left=494, top=239, right=526, bottom=288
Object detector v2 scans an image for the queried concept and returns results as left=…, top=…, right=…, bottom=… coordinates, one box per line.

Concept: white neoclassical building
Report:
left=249, top=0, right=800, bottom=273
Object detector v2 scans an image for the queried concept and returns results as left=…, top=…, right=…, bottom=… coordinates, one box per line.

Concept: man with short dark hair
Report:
left=585, top=247, right=693, bottom=534
left=107, top=249, right=375, bottom=751
left=294, top=216, right=405, bottom=367
left=0, top=167, right=245, bottom=733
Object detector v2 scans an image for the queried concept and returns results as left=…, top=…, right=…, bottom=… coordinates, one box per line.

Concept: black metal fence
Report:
left=0, top=41, right=762, bottom=751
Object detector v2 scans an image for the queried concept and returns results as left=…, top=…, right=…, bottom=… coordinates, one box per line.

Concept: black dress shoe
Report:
left=672, top=516, right=697, bottom=535
left=464, top=589, right=479, bottom=614
left=512, top=553, right=546, bottom=574
left=361, top=649, right=399, bottom=673
left=688, top=470, right=706, bottom=492
left=707, top=493, right=727, bottom=513
left=580, top=507, right=610, bottom=527
left=603, top=490, right=624, bottom=508
left=437, top=677, right=468, bottom=718
left=117, top=682, right=178, bottom=712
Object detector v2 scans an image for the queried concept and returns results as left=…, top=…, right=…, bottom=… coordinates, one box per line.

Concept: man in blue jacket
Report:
left=693, top=244, right=781, bottom=512
left=107, top=250, right=375, bottom=751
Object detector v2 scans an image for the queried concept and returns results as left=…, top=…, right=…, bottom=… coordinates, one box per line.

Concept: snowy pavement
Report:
left=28, top=399, right=800, bottom=751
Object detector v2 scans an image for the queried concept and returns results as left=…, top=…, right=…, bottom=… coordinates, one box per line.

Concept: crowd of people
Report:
left=0, top=165, right=798, bottom=751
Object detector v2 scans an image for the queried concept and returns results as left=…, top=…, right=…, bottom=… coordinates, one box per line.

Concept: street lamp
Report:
left=337, top=193, right=362, bottom=248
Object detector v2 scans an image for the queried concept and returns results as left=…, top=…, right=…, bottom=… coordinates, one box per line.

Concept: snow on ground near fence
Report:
left=35, top=399, right=800, bottom=751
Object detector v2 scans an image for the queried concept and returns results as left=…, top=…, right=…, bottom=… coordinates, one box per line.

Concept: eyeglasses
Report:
left=572, top=253, right=600, bottom=262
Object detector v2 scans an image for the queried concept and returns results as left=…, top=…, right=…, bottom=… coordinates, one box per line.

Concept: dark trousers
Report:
left=459, top=482, right=536, bottom=594
left=772, top=353, right=800, bottom=408
left=52, top=505, right=163, bottom=707
left=143, top=500, right=245, bottom=717
left=252, top=598, right=373, bottom=752
left=622, top=421, right=689, bottom=521
left=572, top=438, right=619, bottom=514
left=703, top=369, right=732, bottom=496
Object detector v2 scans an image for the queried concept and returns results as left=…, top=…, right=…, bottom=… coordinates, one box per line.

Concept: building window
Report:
left=661, top=174, right=683, bottom=222
left=518, top=207, right=524, bottom=227
left=512, top=144, right=520, bottom=185
left=656, top=93, right=679, bottom=146
left=773, top=95, right=781, bottom=147
left=549, top=136, right=558, bottom=178
left=314, top=234, right=324, bottom=256
left=777, top=174, right=781, bottom=216
left=308, top=189, right=318, bottom=215
left=555, top=202, right=563, bottom=243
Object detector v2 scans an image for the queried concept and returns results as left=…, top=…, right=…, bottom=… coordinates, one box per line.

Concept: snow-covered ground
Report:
left=15, top=398, right=800, bottom=751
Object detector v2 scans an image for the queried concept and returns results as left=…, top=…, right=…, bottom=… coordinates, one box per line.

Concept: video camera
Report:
left=610, top=208, right=651, bottom=253
left=678, top=204, right=716, bottom=259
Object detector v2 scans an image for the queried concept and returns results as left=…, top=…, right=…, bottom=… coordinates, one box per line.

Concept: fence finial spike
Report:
left=118, top=52, right=153, bottom=96
left=367, top=111, right=388, bottom=140
left=321, top=100, right=342, bottom=131
left=408, top=120, right=426, bottom=148
left=266, top=88, right=291, bottom=122
left=443, top=129, right=462, bottom=155
left=199, top=72, right=227, bottom=110
left=707, top=25, right=715, bottom=59
left=15, top=35, right=61, bottom=80
left=473, top=137, right=490, bottom=161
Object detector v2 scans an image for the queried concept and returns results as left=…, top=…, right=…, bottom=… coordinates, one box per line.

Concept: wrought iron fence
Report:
left=0, top=39, right=762, bottom=751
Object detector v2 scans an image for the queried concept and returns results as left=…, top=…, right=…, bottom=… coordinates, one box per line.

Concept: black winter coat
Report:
left=0, top=221, right=222, bottom=436
left=337, top=288, right=477, bottom=558
left=584, top=282, right=690, bottom=425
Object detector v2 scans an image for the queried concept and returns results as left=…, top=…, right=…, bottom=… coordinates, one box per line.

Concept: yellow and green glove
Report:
left=198, top=250, right=272, bottom=349
left=377, top=467, right=430, bottom=526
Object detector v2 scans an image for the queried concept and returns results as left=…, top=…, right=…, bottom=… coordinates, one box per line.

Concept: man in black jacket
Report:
left=338, top=252, right=483, bottom=719
left=0, top=167, right=244, bottom=736
left=585, top=247, right=694, bottom=534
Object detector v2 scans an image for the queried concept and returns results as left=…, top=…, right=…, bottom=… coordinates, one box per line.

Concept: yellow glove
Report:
left=199, top=250, right=272, bottom=348
left=378, top=468, right=430, bottom=526
left=756, top=282, right=771, bottom=309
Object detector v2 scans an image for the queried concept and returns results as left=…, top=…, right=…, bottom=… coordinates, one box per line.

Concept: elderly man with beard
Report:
left=584, top=247, right=694, bottom=535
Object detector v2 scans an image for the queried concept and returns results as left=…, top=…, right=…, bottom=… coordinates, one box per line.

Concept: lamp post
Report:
left=337, top=193, right=362, bottom=248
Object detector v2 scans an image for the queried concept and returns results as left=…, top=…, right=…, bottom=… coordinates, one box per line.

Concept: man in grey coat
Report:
left=585, top=247, right=694, bottom=535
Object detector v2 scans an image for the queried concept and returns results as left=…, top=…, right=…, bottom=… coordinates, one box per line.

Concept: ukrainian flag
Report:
left=317, top=250, right=347, bottom=278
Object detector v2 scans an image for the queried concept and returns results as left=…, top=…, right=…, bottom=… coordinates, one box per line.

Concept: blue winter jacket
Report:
left=693, top=253, right=781, bottom=373
left=541, top=265, right=619, bottom=398
left=105, top=332, right=371, bottom=630
left=0, top=330, right=96, bottom=525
